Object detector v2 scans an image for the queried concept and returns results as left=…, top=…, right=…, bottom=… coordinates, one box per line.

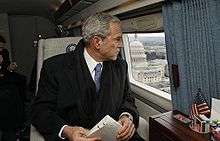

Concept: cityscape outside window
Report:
left=125, top=33, right=170, bottom=94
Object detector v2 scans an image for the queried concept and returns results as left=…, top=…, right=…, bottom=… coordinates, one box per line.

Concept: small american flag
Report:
left=189, top=89, right=211, bottom=119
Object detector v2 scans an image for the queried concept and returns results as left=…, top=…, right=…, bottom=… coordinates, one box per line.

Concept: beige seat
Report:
left=35, top=37, right=82, bottom=93
left=30, top=125, right=45, bottom=141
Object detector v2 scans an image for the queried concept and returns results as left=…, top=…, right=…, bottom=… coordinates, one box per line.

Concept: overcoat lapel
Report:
left=55, top=54, right=80, bottom=113
left=93, top=61, right=122, bottom=121
left=67, top=41, right=97, bottom=121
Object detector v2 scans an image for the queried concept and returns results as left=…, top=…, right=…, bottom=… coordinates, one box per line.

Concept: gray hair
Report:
left=82, top=13, right=120, bottom=43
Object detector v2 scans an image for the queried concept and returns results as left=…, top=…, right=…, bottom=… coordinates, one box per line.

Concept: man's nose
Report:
left=118, top=41, right=123, bottom=48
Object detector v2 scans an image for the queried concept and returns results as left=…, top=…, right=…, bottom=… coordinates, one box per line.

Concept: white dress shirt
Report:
left=84, top=48, right=103, bottom=80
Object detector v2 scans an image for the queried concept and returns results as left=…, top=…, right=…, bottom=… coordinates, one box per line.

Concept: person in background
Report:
left=31, top=13, right=144, bottom=141
left=0, top=36, right=26, bottom=141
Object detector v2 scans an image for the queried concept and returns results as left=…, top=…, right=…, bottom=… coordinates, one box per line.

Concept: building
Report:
left=129, top=35, right=165, bottom=85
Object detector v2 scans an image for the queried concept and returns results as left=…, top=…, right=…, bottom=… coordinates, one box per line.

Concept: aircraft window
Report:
left=123, top=33, right=171, bottom=95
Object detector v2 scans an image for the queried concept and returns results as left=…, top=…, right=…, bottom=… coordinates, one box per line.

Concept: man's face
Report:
left=99, top=22, right=123, bottom=61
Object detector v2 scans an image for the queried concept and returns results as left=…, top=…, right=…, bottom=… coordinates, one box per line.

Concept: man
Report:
left=31, top=13, right=144, bottom=141
left=0, top=40, right=26, bottom=141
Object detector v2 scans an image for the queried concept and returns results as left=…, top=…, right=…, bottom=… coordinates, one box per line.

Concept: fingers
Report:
left=61, top=126, right=101, bottom=141
left=119, top=124, right=135, bottom=141
left=75, top=136, right=101, bottom=141
left=73, top=127, right=102, bottom=141
left=64, top=126, right=88, bottom=141
left=118, top=120, right=130, bottom=135
left=78, top=127, right=88, bottom=133
left=7, top=62, right=17, bottom=72
left=85, top=137, right=102, bottom=141
left=117, top=117, right=135, bottom=141
left=118, top=123, right=131, bottom=138
left=73, top=127, right=86, bottom=136
left=130, top=126, right=135, bottom=138
left=11, top=62, right=17, bottom=67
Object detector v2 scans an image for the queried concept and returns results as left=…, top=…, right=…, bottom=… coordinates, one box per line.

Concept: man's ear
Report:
left=91, top=36, right=102, bottom=49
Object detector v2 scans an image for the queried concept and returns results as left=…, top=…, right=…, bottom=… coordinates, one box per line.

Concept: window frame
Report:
left=122, top=33, right=172, bottom=111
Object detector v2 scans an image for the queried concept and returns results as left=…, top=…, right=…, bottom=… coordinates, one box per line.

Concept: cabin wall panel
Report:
left=8, top=16, right=57, bottom=82
left=0, top=13, right=11, bottom=56
left=135, top=98, right=161, bottom=122
left=135, top=98, right=160, bottom=141
left=9, top=16, right=35, bottom=80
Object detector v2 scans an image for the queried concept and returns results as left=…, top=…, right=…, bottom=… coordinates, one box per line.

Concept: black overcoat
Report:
left=31, top=40, right=139, bottom=141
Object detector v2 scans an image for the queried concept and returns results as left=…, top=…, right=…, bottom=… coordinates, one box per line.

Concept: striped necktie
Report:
left=94, top=63, right=102, bottom=93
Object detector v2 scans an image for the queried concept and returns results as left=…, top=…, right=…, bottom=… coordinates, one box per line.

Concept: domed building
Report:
left=129, top=34, right=147, bottom=68
left=129, top=34, right=165, bottom=84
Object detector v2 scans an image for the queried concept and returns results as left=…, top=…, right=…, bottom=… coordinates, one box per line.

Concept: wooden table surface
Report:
left=149, top=110, right=211, bottom=141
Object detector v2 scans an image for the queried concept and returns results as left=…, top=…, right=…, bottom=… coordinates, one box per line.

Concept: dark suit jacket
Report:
left=31, top=40, right=139, bottom=141
left=0, top=72, right=26, bottom=130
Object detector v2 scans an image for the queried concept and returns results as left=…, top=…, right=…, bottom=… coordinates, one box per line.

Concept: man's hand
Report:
left=117, top=116, right=135, bottom=141
left=62, top=126, right=101, bottom=141
left=7, top=62, right=17, bottom=72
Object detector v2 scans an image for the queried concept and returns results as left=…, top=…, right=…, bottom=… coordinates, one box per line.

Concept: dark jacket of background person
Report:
left=0, top=71, right=26, bottom=130
left=0, top=47, right=26, bottom=131
left=31, top=40, right=139, bottom=141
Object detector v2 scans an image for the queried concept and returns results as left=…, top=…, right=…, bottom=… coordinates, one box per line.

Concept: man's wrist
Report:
left=58, top=125, right=69, bottom=139
left=119, top=112, right=133, bottom=121
left=62, top=125, right=74, bottom=139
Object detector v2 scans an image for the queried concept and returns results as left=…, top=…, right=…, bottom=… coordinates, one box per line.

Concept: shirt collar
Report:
left=84, top=48, right=102, bottom=74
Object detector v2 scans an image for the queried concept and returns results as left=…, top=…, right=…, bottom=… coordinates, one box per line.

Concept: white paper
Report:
left=87, top=115, right=122, bottom=141
left=210, top=98, right=220, bottom=121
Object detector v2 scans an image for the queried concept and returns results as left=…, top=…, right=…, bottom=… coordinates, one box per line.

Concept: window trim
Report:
left=122, top=34, right=171, bottom=102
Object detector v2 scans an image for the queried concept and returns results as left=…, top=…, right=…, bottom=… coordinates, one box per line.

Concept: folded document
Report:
left=86, top=115, right=122, bottom=141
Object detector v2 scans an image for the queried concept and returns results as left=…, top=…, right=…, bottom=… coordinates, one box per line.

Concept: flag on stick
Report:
left=189, top=89, right=211, bottom=133
left=189, top=88, right=211, bottom=119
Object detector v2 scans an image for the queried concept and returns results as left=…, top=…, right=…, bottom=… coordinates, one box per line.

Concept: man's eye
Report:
left=115, top=38, right=121, bottom=42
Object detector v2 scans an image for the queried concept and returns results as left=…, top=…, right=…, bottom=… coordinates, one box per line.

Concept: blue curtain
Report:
left=163, top=0, right=220, bottom=114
